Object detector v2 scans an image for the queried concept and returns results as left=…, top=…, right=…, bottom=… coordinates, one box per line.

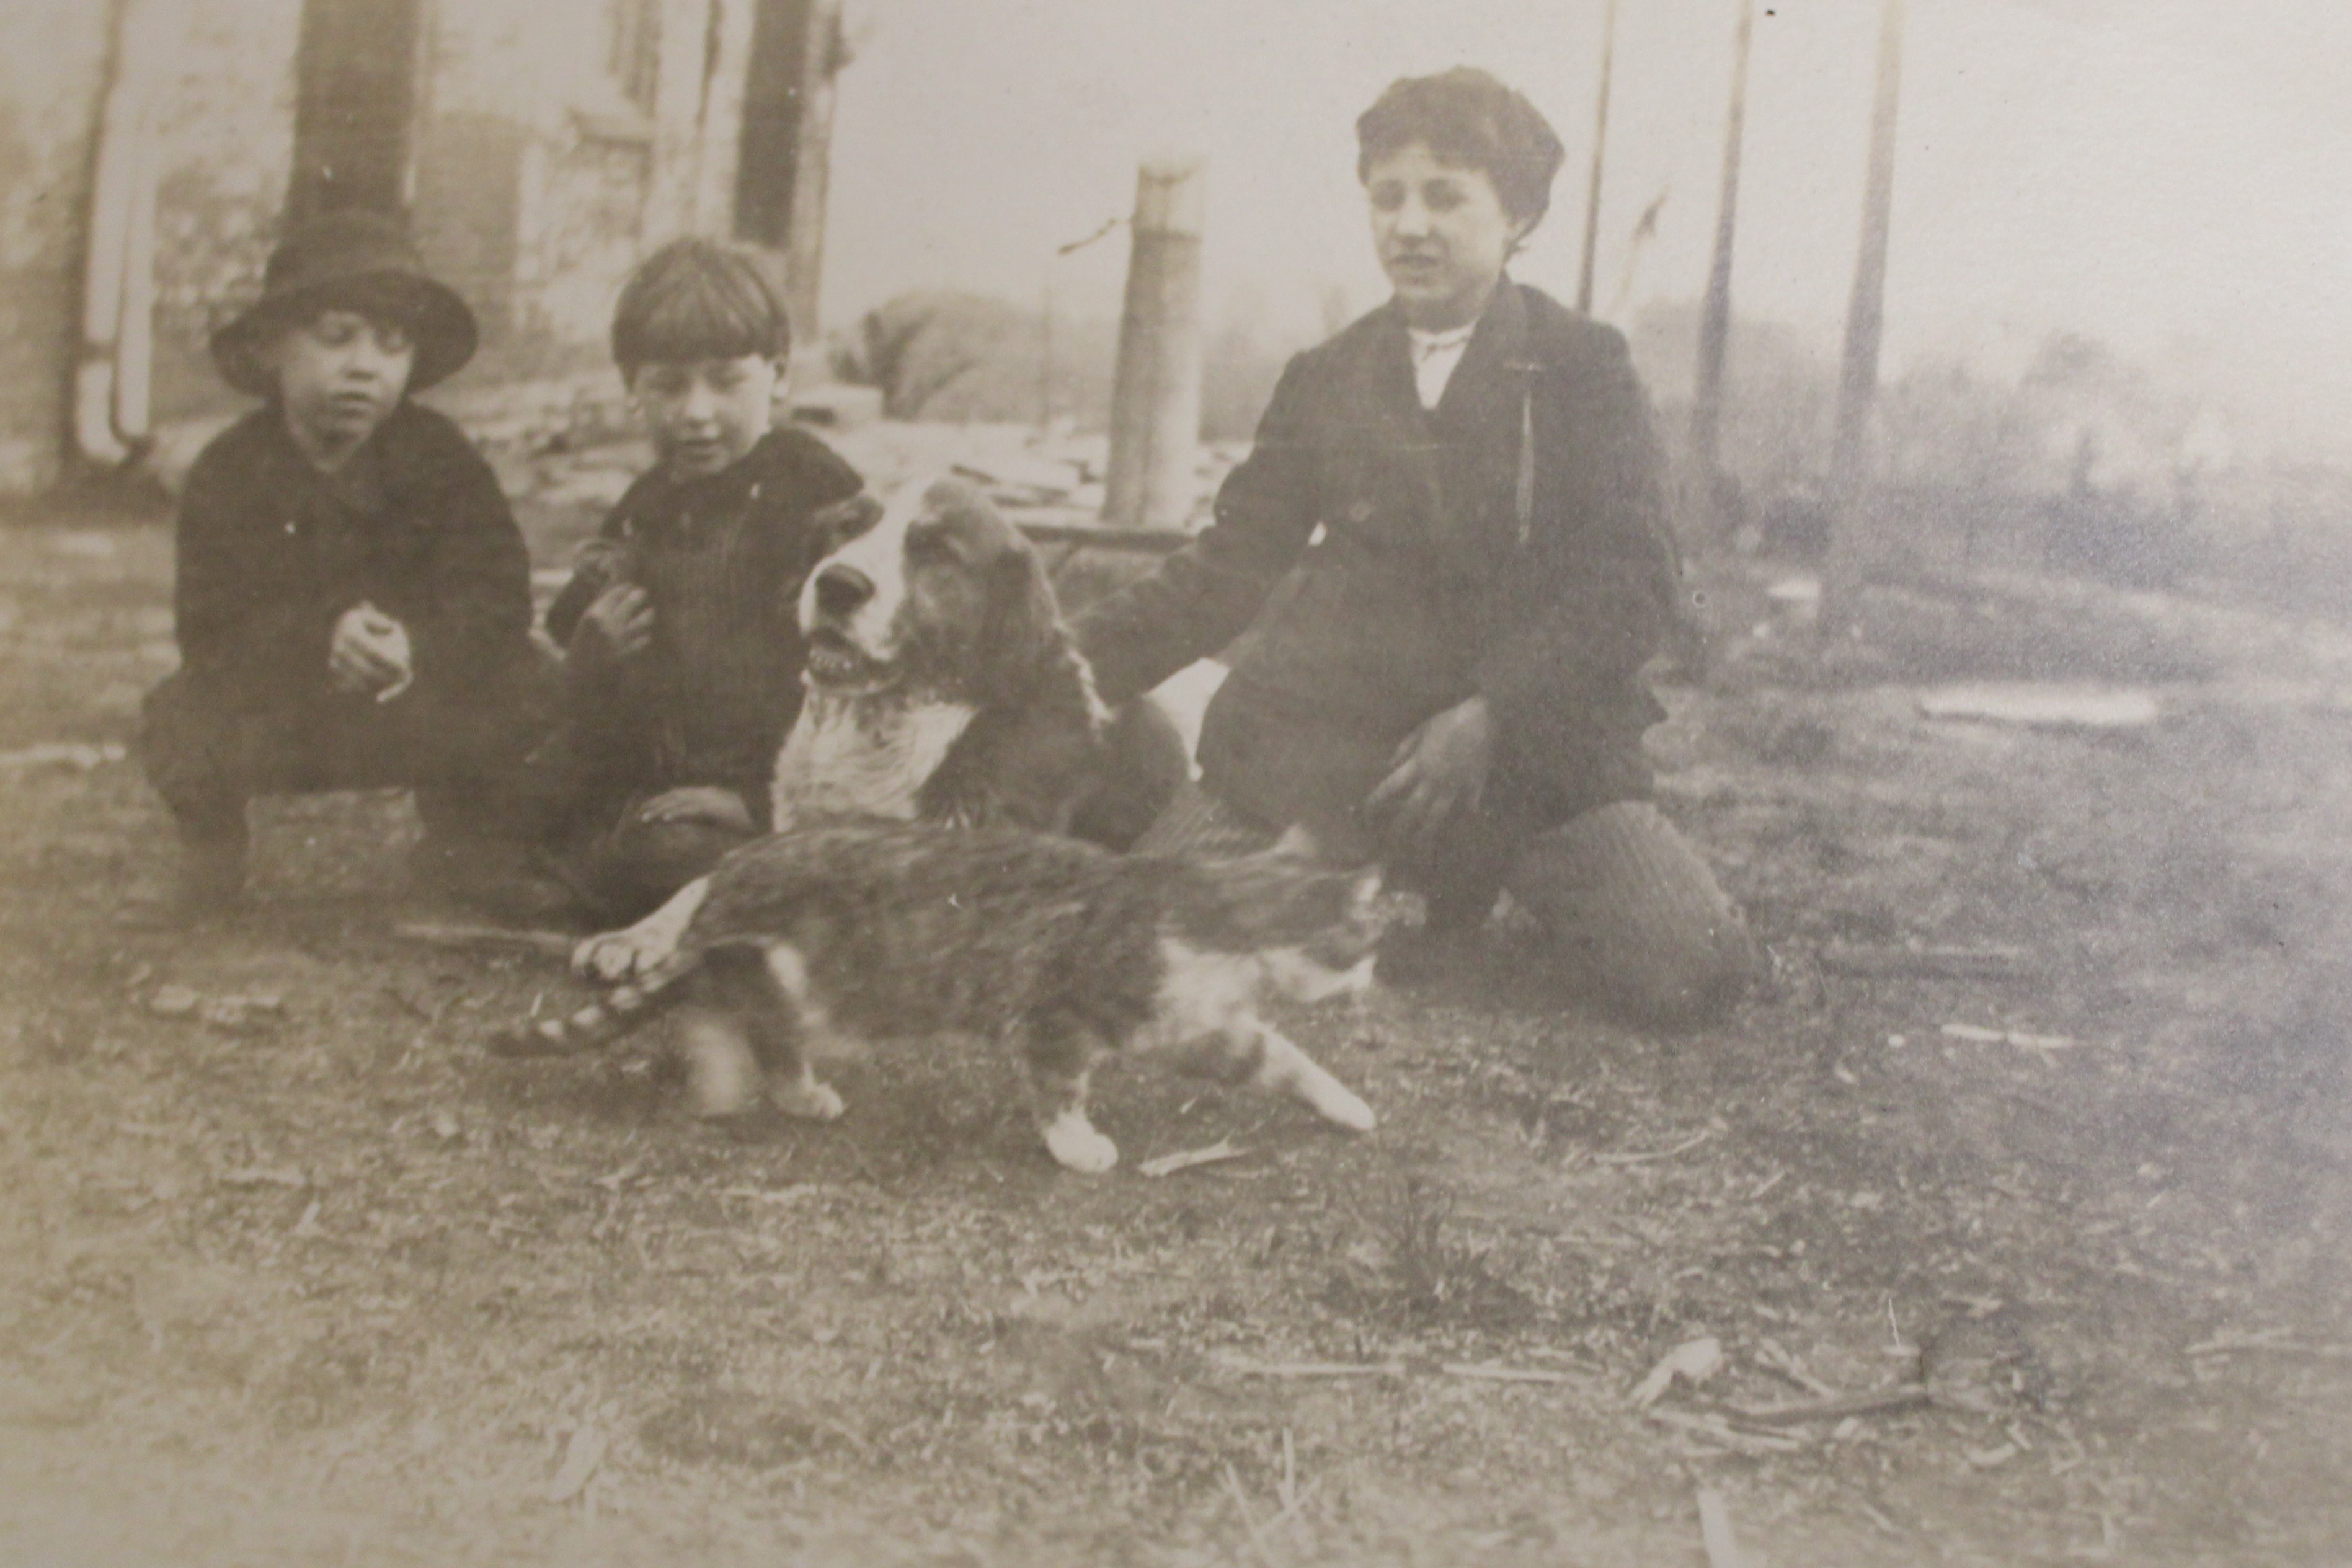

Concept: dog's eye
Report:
left=904, top=520, right=963, bottom=566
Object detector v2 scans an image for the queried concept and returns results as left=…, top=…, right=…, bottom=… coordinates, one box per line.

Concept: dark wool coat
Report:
left=1073, top=281, right=1681, bottom=836
left=543, top=428, right=864, bottom=824
left=171, top=401, right=535, bottom=710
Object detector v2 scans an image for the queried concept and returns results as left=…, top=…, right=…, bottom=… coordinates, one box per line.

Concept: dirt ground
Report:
left=1, top=463, right=2349, bottom=1567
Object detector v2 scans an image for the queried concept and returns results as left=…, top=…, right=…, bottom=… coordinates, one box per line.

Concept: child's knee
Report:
left=1510, top=801, right=1759, bottom=1030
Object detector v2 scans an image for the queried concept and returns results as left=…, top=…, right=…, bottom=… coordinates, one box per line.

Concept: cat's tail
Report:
left=488, top=949, right=699, bottom=1058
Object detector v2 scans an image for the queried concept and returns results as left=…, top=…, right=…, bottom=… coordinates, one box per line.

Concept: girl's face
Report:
left=629, top=354, right=783, bottom=479
left=1364, top=142, right=1530, bottom=332
left=269, top=308, right=416, bottom=469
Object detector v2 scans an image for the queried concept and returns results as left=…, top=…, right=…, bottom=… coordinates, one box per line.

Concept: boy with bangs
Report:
left=532, top=237, right=870, bottom=923
left=136, top=210, right=557, bottom=924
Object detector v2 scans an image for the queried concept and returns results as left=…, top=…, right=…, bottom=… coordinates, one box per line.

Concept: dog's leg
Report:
left=752, top=941, right=845, bottom=1122
left=574, top=875, right=710, bottom=984
left=1019, top=1021, right=1117, bottom=1173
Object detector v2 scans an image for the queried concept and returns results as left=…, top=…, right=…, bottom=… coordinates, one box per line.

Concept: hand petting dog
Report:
left=1363, top=693, right=1494, bottom=857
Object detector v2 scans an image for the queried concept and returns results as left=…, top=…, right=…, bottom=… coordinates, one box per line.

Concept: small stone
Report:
left=148, top=986, right=200, bottom=1017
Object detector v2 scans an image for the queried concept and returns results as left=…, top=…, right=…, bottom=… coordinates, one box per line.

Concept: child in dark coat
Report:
left=531, top=239, right=871, bottom=924
left=138, top=210, right=556, bottom=923
left=1074, top=69, right=1760, bottom=1029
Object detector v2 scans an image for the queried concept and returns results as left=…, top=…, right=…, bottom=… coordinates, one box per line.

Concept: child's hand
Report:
left=1362, top=695, right=1494, bottom=859
left=636, top=786, right=753, bottom=833
left=571, top=536, right=628, bottom=585
left=580, top=583, right=655, bottom=660
left=329, top=602, right=414, bottom=699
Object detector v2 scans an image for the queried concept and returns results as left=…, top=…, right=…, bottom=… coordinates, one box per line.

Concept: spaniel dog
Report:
left=574, top=475, right=1186, bottom=983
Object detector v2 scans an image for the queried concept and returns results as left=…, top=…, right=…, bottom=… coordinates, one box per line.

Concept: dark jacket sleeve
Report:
left=1072, top=355, right=1324, bottom=704
left=1471, top=324, right=1679, bottom=748
left=172, top=425, right=335, bottom=696
left=394, top=412, right=534, bottom=683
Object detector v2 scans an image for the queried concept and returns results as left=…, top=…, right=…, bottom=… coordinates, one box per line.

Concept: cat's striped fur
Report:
left=495, top=818, right=1382, bottom=1171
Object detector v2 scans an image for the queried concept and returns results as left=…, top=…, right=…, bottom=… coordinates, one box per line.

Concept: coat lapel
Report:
left=1429, top=281, right=1538, bottom=560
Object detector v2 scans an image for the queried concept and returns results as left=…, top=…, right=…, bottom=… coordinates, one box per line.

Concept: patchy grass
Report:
left=0, top=485, right=2348, bottom=1565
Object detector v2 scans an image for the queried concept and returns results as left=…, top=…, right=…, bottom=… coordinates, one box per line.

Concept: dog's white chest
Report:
left=771, top=693, right=978, bottom=826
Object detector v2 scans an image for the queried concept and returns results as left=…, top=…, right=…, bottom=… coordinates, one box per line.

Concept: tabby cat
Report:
left=494, top=819, right=1383, bottom=1172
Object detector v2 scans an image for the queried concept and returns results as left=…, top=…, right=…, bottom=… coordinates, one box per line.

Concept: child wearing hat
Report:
left=530, top=237, right=871, bottom=924
left=136, top=209, right=557, bottom=922
left=1073, top=68, right=1760, bottom=1029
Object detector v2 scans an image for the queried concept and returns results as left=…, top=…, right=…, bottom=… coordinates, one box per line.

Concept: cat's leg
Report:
left=670, top=966, right=765, bottom=1120
left=749, top=941, right=846, bottom=1122
left=574, top=875, right=711, bottom=983
left=1173, top=1018, right=1377, bottom=1133
left=1019, top=1021, right=1117, bottom=1173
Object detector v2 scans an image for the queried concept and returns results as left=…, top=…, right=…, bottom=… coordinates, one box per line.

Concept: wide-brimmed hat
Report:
left=210, top=210, right=478, bottom=399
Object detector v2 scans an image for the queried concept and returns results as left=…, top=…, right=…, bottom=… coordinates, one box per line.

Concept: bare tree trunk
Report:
left=1690, top=0, right=1754, bottom=486
left=1822, top=0, right=1908, bottom=633
left=1104, top=160, right=1206, bottom=531
left=1574, top=0, right=1619, bottom=317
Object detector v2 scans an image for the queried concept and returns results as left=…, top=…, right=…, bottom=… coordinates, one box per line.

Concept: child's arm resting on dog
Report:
left=1070, top=356, right=1321, bottom=706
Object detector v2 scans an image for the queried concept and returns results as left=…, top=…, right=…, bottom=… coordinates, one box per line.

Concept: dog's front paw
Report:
left=1042, top=1111, right=1119, bottom=1174
left=573, top=924, right=664, bottom=983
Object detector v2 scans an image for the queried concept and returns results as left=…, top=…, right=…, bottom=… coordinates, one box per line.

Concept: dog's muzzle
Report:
left=804, top=627, right=889, bottom=689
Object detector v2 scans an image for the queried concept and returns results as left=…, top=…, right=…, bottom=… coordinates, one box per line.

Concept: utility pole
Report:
left=1690, top=0, right=1754, bottom=488
left=1824, top=0, right=1908, bottom=629
left=1574, top=0, right=1618, bottom=316
left=1103, top=160, right=1207, bottom=530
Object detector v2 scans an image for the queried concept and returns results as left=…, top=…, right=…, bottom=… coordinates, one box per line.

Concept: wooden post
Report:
left=1104, top=159, right=1206, bottom=531
left=1823, top=0, right=1908, bottom=628
left=1690, top=0, right=1754, bottom=482
left=1574, top=0, right=1619, bottom=316
left=734, top=0, right=845, bottom=341
left=782, top=0, right=843, bottom=343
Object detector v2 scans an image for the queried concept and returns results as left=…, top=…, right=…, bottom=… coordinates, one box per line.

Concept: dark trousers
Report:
left=1136, top=778, right=1759, bottom=1030
left=139, top=654, right=557, bottom=853
left=548, top=803, right=758, bottom=928
left=515, top=722, right=761, bottom=926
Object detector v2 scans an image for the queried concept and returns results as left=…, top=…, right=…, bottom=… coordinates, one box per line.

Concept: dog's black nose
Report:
left=813, top=564, right=876, bottom=618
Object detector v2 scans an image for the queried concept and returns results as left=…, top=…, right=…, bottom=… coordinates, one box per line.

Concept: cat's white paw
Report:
left=1042, top=1112, right=1119, bottom=1174
left=574, top=924, right=668, bottom=983
left=770, top=1076, right=846, bottom=1122
left=1300, top=1074, right=1377, bottom=1133
left=574, top=879, right=707, bottom=981
left=1254, top=1034, right=1377, bottom=1132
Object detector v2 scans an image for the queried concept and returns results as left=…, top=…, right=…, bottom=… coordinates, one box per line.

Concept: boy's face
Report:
left=268, top=308, right=416, bottom=459
left=629, top=355, right=783, bottom=480
left=1364, top=141, right=1530, bottom=332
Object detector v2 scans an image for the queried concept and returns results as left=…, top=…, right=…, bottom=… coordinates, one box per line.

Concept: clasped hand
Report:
left=329, top=601, right=414, bottom=701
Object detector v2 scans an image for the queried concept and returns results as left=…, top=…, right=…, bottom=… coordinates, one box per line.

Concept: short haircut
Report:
left=610, top=237, right=792, bottom=377
left=1356, top=68, right=1567, bottom=230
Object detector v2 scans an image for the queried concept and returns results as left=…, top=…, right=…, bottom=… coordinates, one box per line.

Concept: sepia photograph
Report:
left=0, top=0, right=2346, bottom=1561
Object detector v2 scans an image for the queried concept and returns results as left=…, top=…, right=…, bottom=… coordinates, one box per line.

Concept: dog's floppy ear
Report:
left=804, top=492, right=883, bottom=572
left=974, top=518, right=1067, bottom=709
